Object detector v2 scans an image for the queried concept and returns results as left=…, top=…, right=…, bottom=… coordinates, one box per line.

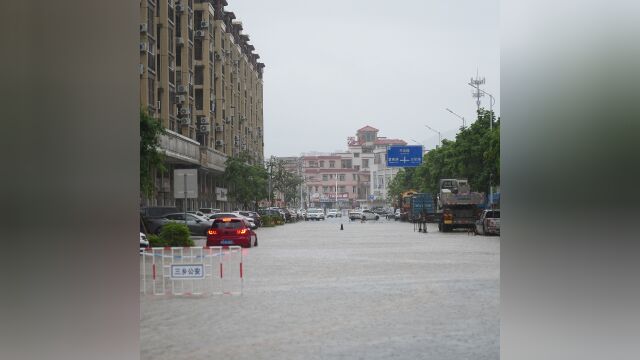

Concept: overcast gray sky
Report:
left=227, top=0, right=499, bottom=157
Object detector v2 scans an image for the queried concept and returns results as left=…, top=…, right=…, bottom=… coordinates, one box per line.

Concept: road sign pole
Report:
left=184, top=173, right=187, bottom=225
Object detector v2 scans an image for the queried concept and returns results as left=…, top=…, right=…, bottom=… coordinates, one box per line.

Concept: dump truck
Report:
left=437, top=179, right=485, bottom=232
left=399, top=190, right=417, bottom=222
left=409, top=193, right=436, bottom=222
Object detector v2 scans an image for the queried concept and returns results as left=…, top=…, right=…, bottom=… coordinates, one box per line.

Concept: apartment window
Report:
left=352, top=174, right=357, bottom=181
left=354, top=165, right=360, bottom=171
left=354, top=153, right=360, bottom=158
left=168, top=28, right=174, bottom=54
left=338, top=186, right=346, bottom=193
left=319, top=161, right=324, bottom=168
left=194, top=38, right=203, bottom=60
left=322, top=175, right=328, bottom=181
left=194, top=66, right=203, bottom=85
left=362, top=159, right=369, bottom=168
left=309, top=161, right=317, bottom=168
left=176, top=15, right=181, bottom=37
left=147, top=8, right=155, bottom=38
left=195, top=89, right=203, bottom=110
left=329, top=160, right=335, bottom=168
left=352, top=186, right=357, bottom=193
left=339, top=174, right=345, bottom=181
left=188, top=46, right=193, bottom=68
left=176, top=50, right=181, bottom=66
left=341, top=159, right=352, bottom=168
left=147, top=78, right=155, bottom=105
left=169, top=89, right=176, bottom=115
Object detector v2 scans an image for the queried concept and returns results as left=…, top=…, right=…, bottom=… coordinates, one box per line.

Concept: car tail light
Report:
left=222, top=218, right=232, bottom=222
left=236, top=228, right=248, bottom=235
left=208, top=229, right=218, bottom=235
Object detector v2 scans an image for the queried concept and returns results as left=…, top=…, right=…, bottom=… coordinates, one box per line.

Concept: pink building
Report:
left=302, top=154, right=370, bottom=209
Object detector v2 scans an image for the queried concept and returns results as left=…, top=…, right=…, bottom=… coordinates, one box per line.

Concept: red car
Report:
left=207, top=217, right=258, bottom=248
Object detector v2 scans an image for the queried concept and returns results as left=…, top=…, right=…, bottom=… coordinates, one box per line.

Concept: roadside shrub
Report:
left=261, top=215, right=273, bottom=227
left=147, top=234, right=167, bottom=247
left=160, top=222, right=194, bottom=247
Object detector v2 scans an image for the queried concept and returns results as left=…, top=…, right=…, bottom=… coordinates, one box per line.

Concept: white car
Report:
left=360, top=210, right=380, bottom=221
left=140, top=232, right=149, bottom=253
left=327, top=209, right=338, bottom=218
left=307, top=208, right=325, bottom=220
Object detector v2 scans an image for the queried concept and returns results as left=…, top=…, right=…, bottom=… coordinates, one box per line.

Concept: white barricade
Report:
left=140, top=246, right=243, bottom=296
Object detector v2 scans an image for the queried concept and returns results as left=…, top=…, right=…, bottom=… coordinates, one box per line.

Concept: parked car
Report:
left=140, top=232, right=149, bottom=253
left=161, top=213, right=213, bottom=236
left=210, top=212, right=257, bottom=230
left=307, top=208, right=325, bottom=220
left=327, top=209, right=339, bottom=218
left=360, top=209, right=380, bottom=221
left=475, top=209, right=500, bottom=235
left=207, top=217, right=258, bottom=248
left=187, top=210, right=208, bottom=218
left=297, top=209, right=307, bottom=220
left=394, top=209, right=401, bottom=221
left=348, top=210, right=363, bottom=221
left=199, top=208, right=221, bottom=215
left=236, top=210, right=262, bottom=227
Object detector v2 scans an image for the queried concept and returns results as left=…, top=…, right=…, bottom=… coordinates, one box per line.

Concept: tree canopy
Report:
left=387, top=108, right=500, bottom=202
left=140, top=108, right=166, bottom=199
left=223, top=151, right=268, bottom=210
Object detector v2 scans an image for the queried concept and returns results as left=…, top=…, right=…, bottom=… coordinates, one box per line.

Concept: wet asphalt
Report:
left=141, top=217, right=499, bottom=360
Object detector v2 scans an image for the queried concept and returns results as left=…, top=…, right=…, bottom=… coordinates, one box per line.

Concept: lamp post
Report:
left=446, top=108, right=466, bottom=129
left=424, top=124, right=442, bottom=147
left=467, top=82, right=496, bottom=130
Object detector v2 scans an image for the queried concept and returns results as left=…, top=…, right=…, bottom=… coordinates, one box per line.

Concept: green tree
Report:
left=223, top=151, right=268, bottom=210
left=270, top=159, right=303, bottom=207
left=389, top=108, right=500, bottom=197
left=140, top=108, right=166, bottom=199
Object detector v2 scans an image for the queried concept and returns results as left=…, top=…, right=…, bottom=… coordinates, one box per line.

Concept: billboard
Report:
left=386, top=145, right=423, bottom=167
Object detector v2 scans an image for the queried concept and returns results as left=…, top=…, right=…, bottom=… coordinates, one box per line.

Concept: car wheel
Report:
left=254, top=235, right=258, bottom=247
left=375, top=216, right=379, bottom=220
left=246, top=236, right=252, bottom=248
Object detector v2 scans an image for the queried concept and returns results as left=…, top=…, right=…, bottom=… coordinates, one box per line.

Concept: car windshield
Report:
left=212, top=219, right=245, bottom=229
left=486, top=211, right=500, bottom=218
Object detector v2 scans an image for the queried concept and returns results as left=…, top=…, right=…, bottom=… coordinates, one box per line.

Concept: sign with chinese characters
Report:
left=386, top=145, right=423, bottom=167
left=170, top=264, right=205, bottom=279
left=215, top=187, right=228, bottom=202
left=174, top=169, right=198, bottom=199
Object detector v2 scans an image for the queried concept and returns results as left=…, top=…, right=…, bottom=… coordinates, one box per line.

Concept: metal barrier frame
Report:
left=140, top=246, right=243, bottom=296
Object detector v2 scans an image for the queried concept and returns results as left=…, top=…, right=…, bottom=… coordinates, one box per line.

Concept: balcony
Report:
left=158, top=130, right=200, bottom=165
left=200, top=147, right=227, bottom=172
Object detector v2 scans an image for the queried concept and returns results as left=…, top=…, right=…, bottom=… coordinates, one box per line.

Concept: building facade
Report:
left=347, top=126, right=406, bottom=206
left=140, top=0, right=264, bottom=211
left=294, top=126, right=407, bottom=210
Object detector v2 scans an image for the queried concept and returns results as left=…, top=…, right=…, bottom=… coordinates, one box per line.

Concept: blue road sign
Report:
left=386, top=145, right=423, bottom=167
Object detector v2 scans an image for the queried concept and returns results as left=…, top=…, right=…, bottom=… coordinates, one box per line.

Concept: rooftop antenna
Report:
left=470, top=68, right=485, bottom=112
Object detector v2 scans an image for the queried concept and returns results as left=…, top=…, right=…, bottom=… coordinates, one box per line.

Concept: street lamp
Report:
left=424, top=124, right=442, bottom=147
left=446, top=108, right=466, bottom=129
left=467, top=82, right=496, bottom=130
left=409, top=138, right=425, bottom=147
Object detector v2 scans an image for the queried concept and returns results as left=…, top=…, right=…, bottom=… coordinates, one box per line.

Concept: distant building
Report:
left=295, top=126, right=407, bottom=209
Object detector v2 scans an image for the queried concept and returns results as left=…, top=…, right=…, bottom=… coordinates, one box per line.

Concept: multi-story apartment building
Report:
left=347, top=126, right=406, bottom=206
left=302, top=154, right=367, bottom=209
left=140, top=0, right=264, bottom=210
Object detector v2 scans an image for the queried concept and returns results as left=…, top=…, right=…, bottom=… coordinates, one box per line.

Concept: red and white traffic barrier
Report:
left=140, top=246, right=244, bottom=296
